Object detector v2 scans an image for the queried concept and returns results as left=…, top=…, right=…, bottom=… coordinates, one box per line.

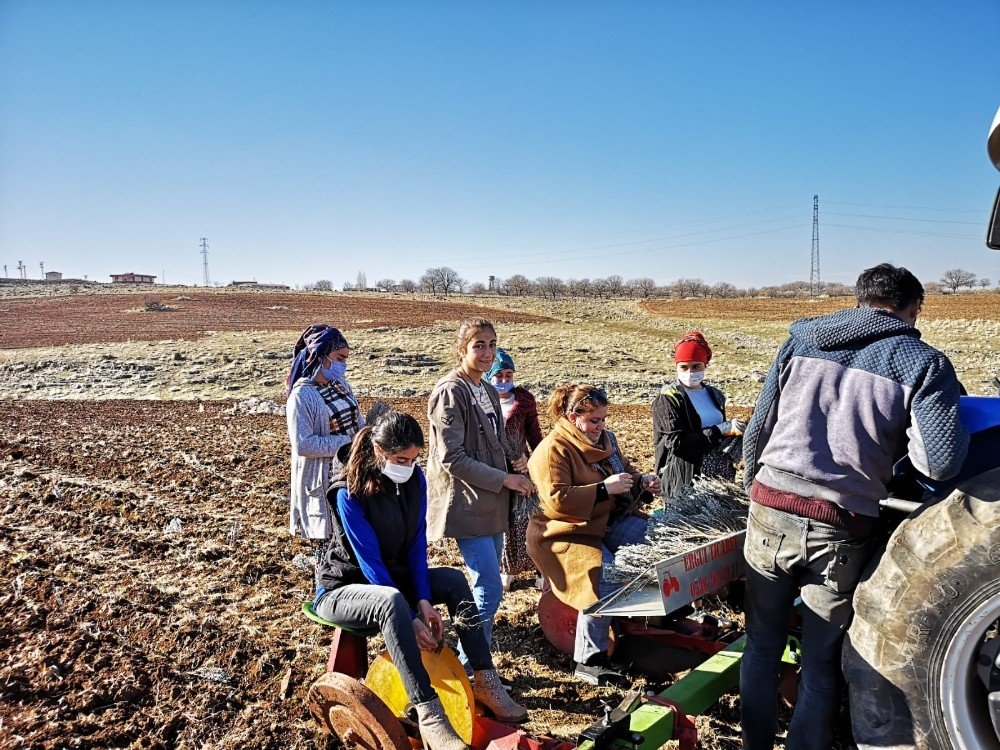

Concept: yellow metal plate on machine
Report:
left=365, top=646, right=476, bottom=744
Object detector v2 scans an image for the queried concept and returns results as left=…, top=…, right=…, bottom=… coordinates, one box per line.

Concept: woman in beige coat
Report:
left=426, top=318, right=533, bottom=668
left=527, top=384, right=660, bottom=686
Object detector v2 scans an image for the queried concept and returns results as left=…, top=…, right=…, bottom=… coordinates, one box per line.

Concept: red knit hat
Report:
left=674, top=331, right=712, bottom=364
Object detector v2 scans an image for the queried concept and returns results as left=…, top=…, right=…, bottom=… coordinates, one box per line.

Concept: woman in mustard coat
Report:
left=527, top=384, right=660, bottom=686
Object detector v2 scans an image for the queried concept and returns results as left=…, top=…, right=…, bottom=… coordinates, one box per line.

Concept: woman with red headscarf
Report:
left=652, top=332, right=745, bottom=498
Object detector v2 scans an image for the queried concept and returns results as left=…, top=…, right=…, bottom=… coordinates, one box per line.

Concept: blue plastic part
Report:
left=907, top=396, right=1000, bottom=497
left=958, top=395, right=1000, bottom=434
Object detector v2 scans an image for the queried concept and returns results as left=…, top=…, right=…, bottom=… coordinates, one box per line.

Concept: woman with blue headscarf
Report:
left=286, top=324, right=363, bottom=541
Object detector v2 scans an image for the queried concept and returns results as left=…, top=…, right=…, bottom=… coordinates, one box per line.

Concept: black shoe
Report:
left=574, top=654, right=627, bottom=687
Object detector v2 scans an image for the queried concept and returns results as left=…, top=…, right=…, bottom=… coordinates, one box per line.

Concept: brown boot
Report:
left=415, top=697, right=468, bottom=750
left=472, top=670, right=528, bottom=724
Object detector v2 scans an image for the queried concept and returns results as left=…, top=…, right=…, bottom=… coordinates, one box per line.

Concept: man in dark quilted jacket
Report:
left=739, top=263, right=969, bottom=750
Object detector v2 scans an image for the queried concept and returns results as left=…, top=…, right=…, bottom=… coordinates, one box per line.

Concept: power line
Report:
left=464, top=222, right=808, bottom=271
left=825, top=201, right=980, bottom=214
left=460, top=204, right=805, bottom=264
left=825, top=211, right=980, bottom=226
left=824, top=222, right=979, bottom=240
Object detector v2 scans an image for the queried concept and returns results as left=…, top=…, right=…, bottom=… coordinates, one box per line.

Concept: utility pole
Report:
left=17, top=260, right=25, bottom=280
left=3, top=264, right=7, bottom=278
left=200, top=238, right=210, bottom=287
left=40, top=261, right=45, bottom=278
left=809, top=195, right=821, bottom=298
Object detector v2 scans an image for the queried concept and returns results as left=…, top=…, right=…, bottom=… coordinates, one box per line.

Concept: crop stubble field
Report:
left=2, top=287, right=997, bottom=750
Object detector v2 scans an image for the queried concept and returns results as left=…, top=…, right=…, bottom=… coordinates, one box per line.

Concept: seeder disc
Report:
left=366, top=646, right=476, bottom=744
left=307, top=671, right=411, bottom=750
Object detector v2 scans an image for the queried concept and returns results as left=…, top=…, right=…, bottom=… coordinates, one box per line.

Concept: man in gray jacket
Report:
left=739, top=263, right=969, bottom=750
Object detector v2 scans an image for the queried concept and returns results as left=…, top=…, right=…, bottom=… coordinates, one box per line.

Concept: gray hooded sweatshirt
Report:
left=743, top=306, right=969, bottom=517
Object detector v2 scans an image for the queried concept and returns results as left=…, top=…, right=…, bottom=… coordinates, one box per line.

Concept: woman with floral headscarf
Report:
left=286, top=324, right=363, bottom=541
left=652, top=331, right=745, bottom=499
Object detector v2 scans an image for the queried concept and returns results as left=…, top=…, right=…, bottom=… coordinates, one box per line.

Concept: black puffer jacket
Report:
left=652, top=381, right=726, bottom=496
left=316, top=447, right=428, bottom=609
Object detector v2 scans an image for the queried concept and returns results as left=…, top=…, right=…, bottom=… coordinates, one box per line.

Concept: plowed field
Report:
left=0, top=292, right=549, bottom=349
left=641, top=293, right=1000, bottom=321
left=4, top=399, right=783, bottom=750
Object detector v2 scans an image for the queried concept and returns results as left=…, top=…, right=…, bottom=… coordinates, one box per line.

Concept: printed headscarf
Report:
left=487, top=348, right=516, bottom=381
left=285, top=323, right=349, bottom=395
left=673, top=331, right=712, bottom=364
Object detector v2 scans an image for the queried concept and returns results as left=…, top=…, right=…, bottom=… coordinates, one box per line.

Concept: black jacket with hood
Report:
left=652, top=380, right=727, bottom=496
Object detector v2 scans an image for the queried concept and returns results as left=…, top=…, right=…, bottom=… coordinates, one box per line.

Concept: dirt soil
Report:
left=2, top=399, right=765, bottom=750
left=0, top=291, right=549, bottom=349
left=5, top=287, right=987, bottom=749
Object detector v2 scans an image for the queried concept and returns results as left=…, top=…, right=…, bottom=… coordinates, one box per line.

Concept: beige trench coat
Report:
left=426, top=370, right=510, bottom=540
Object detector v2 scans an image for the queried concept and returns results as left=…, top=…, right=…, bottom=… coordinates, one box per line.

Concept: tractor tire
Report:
left=843, top=467, right=1000, bottom=750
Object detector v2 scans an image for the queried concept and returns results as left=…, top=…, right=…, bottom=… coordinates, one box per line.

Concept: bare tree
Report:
left=355, top=271, right=367, bottom=291
left=505, top=274, right=534, bottom=297
left=468, top=281, right=487, bottom=295
left=674, top=278, right=707, bottom=298
left=588, top=278, right=609, bottom=298
left=631, top=277, right=657, bottom=298
left=710, top=281, right=739, bottom=299
left=342, top=282, right=354, bottom=292
left=313, top=279, right=333, bottom=292
left=399, top=279, right=417, bottom=293
left=375, top=278, right=395, bottom=292
left=605, top=275, right=624, bottom=297
left=941, top=268, right=977, bottom=293
left=419, top=271, right=438, bottom=295
left=429, top=266, right=465, bottom=297
left=923, top=281, right=943, bottom=295
left=536, top=276, right=565, bottom=300
left=979, top=277, right=991, bottom=290
left=564, top=278, right=590, bottom=297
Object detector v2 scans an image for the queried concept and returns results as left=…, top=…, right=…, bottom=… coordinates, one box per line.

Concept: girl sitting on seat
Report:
left=314, top=411, right=527, bottom=750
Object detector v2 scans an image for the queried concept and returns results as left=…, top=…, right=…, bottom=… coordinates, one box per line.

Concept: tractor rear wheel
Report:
left=843, top=468, right=1000, bottom=750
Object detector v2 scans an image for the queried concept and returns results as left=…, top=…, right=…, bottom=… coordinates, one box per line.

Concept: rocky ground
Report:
left=2, top=286, right=996, bottom=750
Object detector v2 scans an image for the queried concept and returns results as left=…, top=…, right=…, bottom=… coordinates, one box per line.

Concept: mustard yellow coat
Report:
left=526, top=418, right=641, bottom=611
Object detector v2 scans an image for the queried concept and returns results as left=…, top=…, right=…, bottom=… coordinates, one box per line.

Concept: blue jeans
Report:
left=574, top=513, right=649, bottom=663
left=740, top=502, right=875, bottom=750
left=455, top=532, right=504, bottom=667
left=315, top=567, right=492, bottom=705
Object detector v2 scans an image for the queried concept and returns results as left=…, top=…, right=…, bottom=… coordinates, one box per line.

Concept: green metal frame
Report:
left=577, top=634, right=800, bottom=750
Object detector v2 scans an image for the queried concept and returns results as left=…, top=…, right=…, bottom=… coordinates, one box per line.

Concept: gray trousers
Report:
left=739, top=501, right=876, bottom=750
left=316, top=567, right=492, bottom=705
left=574, top=513, right=649, bottom=663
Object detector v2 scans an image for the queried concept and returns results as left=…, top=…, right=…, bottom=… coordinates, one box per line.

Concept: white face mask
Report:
left=677, top=370, right=705, bottom=388
left=381, top=461, right=415, bottom=484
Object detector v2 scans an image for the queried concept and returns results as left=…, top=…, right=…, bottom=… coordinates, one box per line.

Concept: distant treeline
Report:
left=306, top=265, right=991, bottom=299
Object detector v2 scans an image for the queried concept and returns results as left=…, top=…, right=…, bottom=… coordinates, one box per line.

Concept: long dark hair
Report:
left=346, top=411, right=424, bottom=497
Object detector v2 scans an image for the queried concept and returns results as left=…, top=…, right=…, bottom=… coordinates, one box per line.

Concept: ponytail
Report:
left=547, top=385, right=575, bottom=422
left=345, top=426, right=380, bottom=498
left=345, top=411, right=425, bottom=498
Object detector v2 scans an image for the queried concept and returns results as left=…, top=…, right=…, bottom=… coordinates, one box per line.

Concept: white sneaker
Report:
left=500, top=573, right=512, bottom=591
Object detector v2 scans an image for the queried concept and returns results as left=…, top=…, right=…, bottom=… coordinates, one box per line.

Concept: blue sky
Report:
left=2, top=2, right=998, bottom=289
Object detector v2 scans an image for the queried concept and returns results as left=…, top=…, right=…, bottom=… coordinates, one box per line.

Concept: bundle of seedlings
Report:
left=604, top=477, right=749, bottom=585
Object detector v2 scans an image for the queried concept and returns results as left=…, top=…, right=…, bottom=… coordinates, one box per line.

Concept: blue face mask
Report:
left=320, top=358, right=347, bottom=382
left=493, top=380, right=514, bottom=394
